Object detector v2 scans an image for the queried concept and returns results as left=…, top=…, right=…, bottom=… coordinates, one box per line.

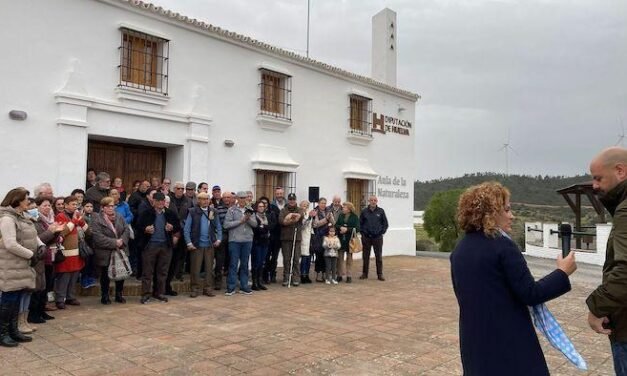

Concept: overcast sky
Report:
left=156, top=0, right=627, bottom=181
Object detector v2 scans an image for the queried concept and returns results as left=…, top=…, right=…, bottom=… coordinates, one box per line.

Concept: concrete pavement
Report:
left=0, top=256, right=614, bottom=375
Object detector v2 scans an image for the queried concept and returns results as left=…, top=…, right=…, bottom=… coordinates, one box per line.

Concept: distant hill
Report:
left=414, top=173, right=591, bottom=210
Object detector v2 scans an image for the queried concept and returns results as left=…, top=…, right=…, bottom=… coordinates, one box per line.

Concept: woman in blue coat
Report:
left=450, top=182, right=577, bottom=376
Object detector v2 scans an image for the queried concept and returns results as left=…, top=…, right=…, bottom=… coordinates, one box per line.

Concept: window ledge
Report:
left=115, top=86, right=169, bottom=107
left=347, top=131, right=373, bottom=146
left=256, top=114, right=293, bottom=132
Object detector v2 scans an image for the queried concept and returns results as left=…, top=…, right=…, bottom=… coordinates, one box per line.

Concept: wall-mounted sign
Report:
left=377, top=175, right=410, bottom=199
left=372, top=113, right=411, bottom=136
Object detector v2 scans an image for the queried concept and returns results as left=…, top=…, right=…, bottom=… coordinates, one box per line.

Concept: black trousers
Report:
left=166, top=241, right=185, bottom=291
left=362, top=236, right=384, bottom=276
left=214, top=232, right=228, bottom=285
left=264, top=235, right=282, bottom=276
left=312, top=235, right=325, bottom=273
left=142, top=243, right=172, bottom=296
left=99, top=266, right=124, bottom=297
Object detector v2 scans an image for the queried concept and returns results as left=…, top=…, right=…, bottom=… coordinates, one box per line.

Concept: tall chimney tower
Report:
left=371, top=8, right=397, bottom=87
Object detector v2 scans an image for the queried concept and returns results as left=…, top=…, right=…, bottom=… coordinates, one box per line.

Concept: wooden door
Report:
left=346, top=178, right=366, bottom=210
left=87, top=140, right=165, bottom=193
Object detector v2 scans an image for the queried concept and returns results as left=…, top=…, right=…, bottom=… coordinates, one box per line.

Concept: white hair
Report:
left=33, top=182, right=53, bottom=197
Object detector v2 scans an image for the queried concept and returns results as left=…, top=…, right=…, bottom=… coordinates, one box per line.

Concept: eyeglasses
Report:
left=186, top=188, right=194, bottom=191
left=175, top=187, right=184, bottom=190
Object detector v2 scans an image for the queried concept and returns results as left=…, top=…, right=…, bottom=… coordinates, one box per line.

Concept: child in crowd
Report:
left=322, top=225, right=340, bottom=285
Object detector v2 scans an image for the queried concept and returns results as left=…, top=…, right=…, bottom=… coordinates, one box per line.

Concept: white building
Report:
left=1, top=0, right=419, bottom=255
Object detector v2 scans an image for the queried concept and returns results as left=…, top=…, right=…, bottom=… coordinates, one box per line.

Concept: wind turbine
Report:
left=616, top=118, right=625, bottom=147
left=498, top=128, right=518, bottom=175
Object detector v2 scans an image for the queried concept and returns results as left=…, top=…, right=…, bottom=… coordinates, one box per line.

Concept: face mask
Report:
left=27, top=208, right=39, bottom=220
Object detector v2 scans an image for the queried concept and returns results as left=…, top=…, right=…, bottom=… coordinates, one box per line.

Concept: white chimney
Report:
left=371, top=8, right=397, bottom=87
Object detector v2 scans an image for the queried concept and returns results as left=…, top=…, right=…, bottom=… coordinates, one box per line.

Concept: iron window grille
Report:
left=258, top=69, right=292, bottom=120
left=253, top=170, right=296, bottom=202
left=118, top=28, right=169, bottom=95
left=346, top=178, right=376, bottom=212
left=348, top=94, right=373, bottom=137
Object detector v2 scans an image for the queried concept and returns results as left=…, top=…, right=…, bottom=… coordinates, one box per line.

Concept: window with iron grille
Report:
left=119, top=28, right=169, bottom=94
left=253, top=170, right=296, bottom=201
left=349, top=94, right=373, bottom=137
left=259, top=69, right=291, bottom=120
left=346, top=178, right=376, bottom=212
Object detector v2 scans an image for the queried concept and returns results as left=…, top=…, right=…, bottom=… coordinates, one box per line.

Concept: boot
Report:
left=0, top=302, right=17, bottom=347
left=251, top=270, right=260, bottom=291
left=101, top=285, right=111, bottom=305
left=261, top=269, right=269, bottom=284
left=27, top=293, right=45, bottom=324
left=115, top=289, right=126, bottom=304
left=257, top=268, right=267, bottom=291
left=9, top=303, right=32, bottom=343
left=300, top=275, right=306, bottom=284
left=19, top=312, right=36, bottom=333
left=305, top=275, right=312, bottom=284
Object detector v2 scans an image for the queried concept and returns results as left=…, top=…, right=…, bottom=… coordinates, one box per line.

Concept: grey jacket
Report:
left=223, top=206, right=257, bottom=242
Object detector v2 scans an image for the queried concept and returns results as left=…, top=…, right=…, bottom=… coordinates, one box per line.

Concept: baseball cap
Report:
left=212, top=185, right=221, bottom=191
left=153, top=192, right=166, bottom=201
left=287, top=193, right=296, bottom=200
left=185, top=181, right=196, bottom=190
left=236, top=191, right=248, bottom=198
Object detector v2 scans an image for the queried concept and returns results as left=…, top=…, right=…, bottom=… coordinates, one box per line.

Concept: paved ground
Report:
left=0, top=256, right=615, bottom=375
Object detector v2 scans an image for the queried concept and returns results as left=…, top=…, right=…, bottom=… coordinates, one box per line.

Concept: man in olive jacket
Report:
left=586, top=147, right=627, bottom=374
left=279, top=193, right=304, bottom=287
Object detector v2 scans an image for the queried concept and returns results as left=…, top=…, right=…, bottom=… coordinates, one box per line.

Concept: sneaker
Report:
left=325, top=280, right=331, bottom=285
left=225, top=290, right=235, bottom=296
left=331, top=279, right=338, bottom=285
left=81, top=277, right=97, bottom=289
left=239, top=289, right=253, bottom=295
left=282, top=281, right=289, bottom=287
left=292, top=281, right=300, bottom=287
left=140, top=295, right=151, bottom=304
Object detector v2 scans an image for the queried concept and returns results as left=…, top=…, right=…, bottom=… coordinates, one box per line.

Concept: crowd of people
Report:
left=0, top=171, right=389, bottom=347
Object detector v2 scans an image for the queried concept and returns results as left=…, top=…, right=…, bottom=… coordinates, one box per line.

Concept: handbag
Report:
left=349, top=228, right=363, bottom=253
left=53, top=243, right=66, bottom=264
left=78, top=239, right=94, bottom=259
left=108, top=249, right=132, bottom=281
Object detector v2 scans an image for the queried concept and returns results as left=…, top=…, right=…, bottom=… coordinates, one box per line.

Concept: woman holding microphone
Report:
left=450, top=182, right=577, bottom=376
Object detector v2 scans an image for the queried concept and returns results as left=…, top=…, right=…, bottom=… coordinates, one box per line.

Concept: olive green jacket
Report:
left=586, top=180, right=627, bottom=342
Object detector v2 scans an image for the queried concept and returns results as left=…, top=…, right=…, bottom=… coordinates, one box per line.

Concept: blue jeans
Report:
left=0, top=290, right=22, bottom=304
left=227, top=241, right=252, bottom=292
left=612, top=341, right=627, bottom=376
left=251, top=243, right=268, bottom=271
left=300, top=255, right=311, bottom=276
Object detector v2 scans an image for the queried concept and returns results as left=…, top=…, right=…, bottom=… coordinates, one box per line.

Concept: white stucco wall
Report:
left=0, top=0, right=418, bottom=255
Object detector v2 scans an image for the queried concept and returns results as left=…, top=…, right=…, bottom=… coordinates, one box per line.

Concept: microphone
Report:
left=559, top=224, right=572, bottom=257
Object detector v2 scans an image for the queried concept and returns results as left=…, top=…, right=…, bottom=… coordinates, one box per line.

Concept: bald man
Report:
left=586, top=147, right=627, bottom=374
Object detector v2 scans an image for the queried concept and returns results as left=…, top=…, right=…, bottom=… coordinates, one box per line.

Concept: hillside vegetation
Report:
left=414, top=173, right=592, bottom=210
left=414, top=173, right=603, bottom=251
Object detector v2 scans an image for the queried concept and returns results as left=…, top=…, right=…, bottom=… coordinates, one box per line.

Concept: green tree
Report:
left=423, top=189, right=464, bottom=252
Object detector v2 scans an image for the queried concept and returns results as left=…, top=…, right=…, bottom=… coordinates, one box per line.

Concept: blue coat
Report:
left=450, top=231, right=571, bottom=376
